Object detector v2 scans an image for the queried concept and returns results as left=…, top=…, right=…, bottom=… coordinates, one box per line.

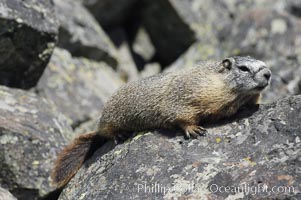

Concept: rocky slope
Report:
left=0, top=0, right=300, bottom=199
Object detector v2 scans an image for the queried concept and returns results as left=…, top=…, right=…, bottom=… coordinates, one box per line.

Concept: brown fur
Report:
left=52, top=56, right=270, bottom=188
left=51, top=131, right=109, bottom=188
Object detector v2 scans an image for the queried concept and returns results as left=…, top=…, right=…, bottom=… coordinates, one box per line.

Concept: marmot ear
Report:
left=222, top=58, right=233, bottom=70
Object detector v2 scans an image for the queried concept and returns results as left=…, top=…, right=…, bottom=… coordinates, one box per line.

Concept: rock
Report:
left=53, top=0, right=117, bottom=66
left=165, top=0, right=289, bottom=71
left=36, top=48, right=124, bottom=128
left=223, top=7, right=301, bottom=61
left=143, top=0, right=272, bottom=68
left=0, top=187, right=17, bottom=200
left=132, top=27, right=155, bottom=62
left=59, top=95, right=301, bottom=199
left=0, top=0, right=58, bottom=89
left=140, top=0, right=196, bottom=66
left=165, top=42, right=223, bottom=72
left=81, top=0, right=138, bottom=28
left=74, top=119, right=97, bottom=137
left=0, top=86, right=72, bottom=200
left=139, top=63, right=161, bottom=78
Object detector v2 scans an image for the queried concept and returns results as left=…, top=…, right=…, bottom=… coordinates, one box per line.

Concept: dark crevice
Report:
left=41, top=188, right=62, bottom=200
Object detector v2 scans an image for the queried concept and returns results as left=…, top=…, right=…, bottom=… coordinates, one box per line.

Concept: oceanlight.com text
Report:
left=136, top=182, right=296, bottom=196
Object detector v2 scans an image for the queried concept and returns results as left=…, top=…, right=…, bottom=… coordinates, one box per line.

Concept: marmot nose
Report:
left=263, top=70, right=271, bottom=81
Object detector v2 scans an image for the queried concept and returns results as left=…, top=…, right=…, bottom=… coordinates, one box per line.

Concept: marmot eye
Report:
left=238, top=65, right=250, bottom=72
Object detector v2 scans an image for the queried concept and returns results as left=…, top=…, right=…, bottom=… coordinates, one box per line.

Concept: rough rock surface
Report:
left=59, top=95, right=301, bottom=199
left=132, top=27, right=155, bottom=63
left=54, top=0, right=117, bottom=66
left=74, top=119, right=97, bottom=137
left=140, top=63, right=161, bottom=78
left=224, top=7, right=301, bottom=61
left=166, top=0, right=289, bottom=71
left=0, top=0, right=58, bottom=89
left=0, top=86, right=72, bottom=200
left=36, top=48, right=124, bottom=127
left=0, top=187, right=17, bottom=200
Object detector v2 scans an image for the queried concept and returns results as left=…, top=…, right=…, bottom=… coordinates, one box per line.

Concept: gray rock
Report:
left=165, top=0, right=288, bottom=71
left=223, top=7, right=301, bottom=61
left=82, top=0, right=138, bottom=28
left=0, top=0, right=58, bottom=89
left=165, top=42, right=223, bottom=72
left=74, top=119, right=97, bottom=137
left=36, top=48, right=124, bottom=128
left=0, top=86, right=72, bottom=200
left=139, top=63, right=161, bottom=78
left=132, top=27, right=155, bottom=62
left=59, top=95, right=301, bottom=199
left=0, top=187, right=17, bottom=200
left=147, top=0, right=276, bottom=69
left=54, top=0, right=117, bottom=66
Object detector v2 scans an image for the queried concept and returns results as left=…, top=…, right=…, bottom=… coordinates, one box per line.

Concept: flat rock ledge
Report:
left=60, top=95, right=301, bottom=199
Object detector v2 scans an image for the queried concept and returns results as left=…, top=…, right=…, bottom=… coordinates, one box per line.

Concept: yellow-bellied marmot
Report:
left=52, top=56, right=271, bottom=188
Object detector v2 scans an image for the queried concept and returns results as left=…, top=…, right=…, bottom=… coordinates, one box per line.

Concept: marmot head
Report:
left=220, top=56, right=271, bottom=94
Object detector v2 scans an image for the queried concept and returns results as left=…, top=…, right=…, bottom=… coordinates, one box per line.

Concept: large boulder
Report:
left=53, top=0, right=117, bottom=66
left=0, top=86, right=72, bottom=200
left=0, top=0, right=58, bottom=89
left=59, top=95, right=301, bottom=199
left=36, top=48, right=124, bottom=127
